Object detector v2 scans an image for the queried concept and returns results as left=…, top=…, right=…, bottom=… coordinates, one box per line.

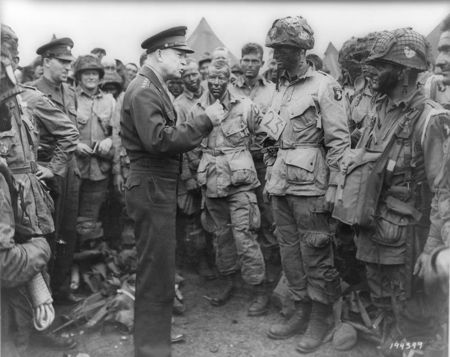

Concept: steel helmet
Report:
left=266, top=16, right=314, bottom=50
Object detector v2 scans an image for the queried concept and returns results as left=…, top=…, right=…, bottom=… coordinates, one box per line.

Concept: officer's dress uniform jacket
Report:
left=120, top=64, right=213, bottom=357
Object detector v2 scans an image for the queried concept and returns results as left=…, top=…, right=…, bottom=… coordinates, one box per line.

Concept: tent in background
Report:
left=187, top=17, right=239, bottom=65
left=322, top=42, right=341, bottom=79
left=427, top=18, right=444, bottom=64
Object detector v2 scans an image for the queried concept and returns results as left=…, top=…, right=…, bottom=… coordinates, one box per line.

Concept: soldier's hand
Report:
left=97, top=138, right=113, bottom=156
left=36, top=165, right=54, bottom=180
left=113, top=174, right=125, bottom=193
left=325, top=185, right=337, bottom=212
left=205, top=100, right=225, bottom=126
left=77, top=142, right=93, bottom=157
left=413, top=252, right=428, bottom=278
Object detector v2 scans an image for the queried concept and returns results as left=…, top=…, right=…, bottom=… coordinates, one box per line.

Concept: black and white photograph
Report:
left=1, top=1, right=449, bottom=356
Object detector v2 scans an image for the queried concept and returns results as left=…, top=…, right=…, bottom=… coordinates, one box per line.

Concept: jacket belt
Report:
left=279, top=142, right=321, bottom=149
left=130, top=157, right=180, bottom=174
left=202, top=146, right=247, bottom=156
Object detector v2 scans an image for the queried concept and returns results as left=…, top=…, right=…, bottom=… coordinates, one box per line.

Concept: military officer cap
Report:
left=36, top=37, right=75, bottom=61
left=141, top=26, right=194, bottom=54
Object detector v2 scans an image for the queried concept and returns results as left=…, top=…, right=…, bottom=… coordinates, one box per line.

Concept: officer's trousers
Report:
left=125, top=167, right=177, bottom=357
left=205, top=191, right=265, bottom=285
left=271, top=195, right=341, bottom=305
left=51, top=157, right=80, bottom=295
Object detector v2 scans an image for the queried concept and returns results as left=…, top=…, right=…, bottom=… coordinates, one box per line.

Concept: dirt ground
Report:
left=24, top=268, right=381, bottom=357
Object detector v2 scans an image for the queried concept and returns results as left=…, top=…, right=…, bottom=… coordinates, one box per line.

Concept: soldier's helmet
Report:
left=366, top=28, right=430, bottom=71
left=265, top=16, right=314, bottom=50
left=73, top=54, right=105, bottom=80
left=1, top=24, right=19, bottom=59
left=339, top=37, right=359, bottom=66
left=1, top=25, right=19, bottom=90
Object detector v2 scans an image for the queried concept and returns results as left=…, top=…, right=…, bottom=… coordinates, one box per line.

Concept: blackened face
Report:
left=167, top=79, right=184, bottom=98
left=273, top=46, right=301, bottom=71
left=207, top=67, right=229, bottom=100
left=370, top=61, right=401, bottom=95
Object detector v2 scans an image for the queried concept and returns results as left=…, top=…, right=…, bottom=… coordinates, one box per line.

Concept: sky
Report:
left=1, top=0, right=449, bottom=67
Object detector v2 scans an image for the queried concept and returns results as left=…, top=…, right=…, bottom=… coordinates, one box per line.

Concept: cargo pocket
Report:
left=248, top=193, right=261, bottom=231
left=229, top=151, right=257, bottom=186
left=124, top=175, right=141, bottom=191
left=221, top=116, right=249, bottom=146
left=371, top=204, right=409, bottom=247
left=305, top=231, right=332, bottom=249
left=146, top=176, right=176, bottom=204
left=285, top=148, right=316, bottom=185
left=76, top=112, right=89, bottom=127
left=288, top=96, right=319, bottom=134
left=0, top=129, right=17, bottom=157
left=197, top=157, right=209, bottom=186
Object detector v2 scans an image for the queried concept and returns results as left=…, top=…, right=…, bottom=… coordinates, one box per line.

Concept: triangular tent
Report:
left=322, top=42, right=341, bottom=79
left=187, top=17, right=239, bottom=64
left=427, top=18, right=444, bottom=64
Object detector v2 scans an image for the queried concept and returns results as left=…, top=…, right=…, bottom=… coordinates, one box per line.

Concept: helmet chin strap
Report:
left=0, top=62, right=23, bottom=106
left=5, top=63, right=17, bottom=85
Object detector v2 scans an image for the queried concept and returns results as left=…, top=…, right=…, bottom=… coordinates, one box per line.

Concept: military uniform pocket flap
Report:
left=221, top=117, right=247, bottom=137
left=305, top=231, right=332, bottom=248
left=285, top=148, right=317, bottom=173
left=288, top=96, right=316, bottom=119
left=124, top=176, right=141, bottom=190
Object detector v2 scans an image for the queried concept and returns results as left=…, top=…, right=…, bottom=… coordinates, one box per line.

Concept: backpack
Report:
left=332, top=102, right=426, bottom=229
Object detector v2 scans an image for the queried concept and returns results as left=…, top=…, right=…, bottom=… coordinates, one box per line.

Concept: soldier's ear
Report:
left=43, top=57, right=52, bottom=68
left=155, top=49, right=164, bottom=63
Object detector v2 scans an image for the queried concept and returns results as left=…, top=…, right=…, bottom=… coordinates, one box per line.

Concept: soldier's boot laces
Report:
left=267, top=300, right=311, bottom=340
left=209, top=274, right=235, bottom=307
left=247, top=283, right=270, bottom=316
left=296, top=301, right=333, bottom=353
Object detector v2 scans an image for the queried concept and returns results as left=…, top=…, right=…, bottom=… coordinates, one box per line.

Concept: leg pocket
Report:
left=305, top=231, right=332, bottom=249
left=146, top=176, right=177, bottom=205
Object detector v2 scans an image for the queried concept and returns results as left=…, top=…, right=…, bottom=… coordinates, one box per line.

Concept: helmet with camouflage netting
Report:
left=73, top=54, right=105, bottom=80
left=266, top=16, right=314, bottom=50
left=366, top=28, right=430, bottom=71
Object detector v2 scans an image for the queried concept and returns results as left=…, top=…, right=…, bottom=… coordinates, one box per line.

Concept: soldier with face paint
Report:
left=336, top=27, right=450, bottom=349
left=263, top=16, right=350, bottom=353
left=191, top=59, right=270, bottom=316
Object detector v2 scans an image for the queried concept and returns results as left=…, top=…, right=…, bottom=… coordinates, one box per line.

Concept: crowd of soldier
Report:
left=1, top=12, right=450, bottom=357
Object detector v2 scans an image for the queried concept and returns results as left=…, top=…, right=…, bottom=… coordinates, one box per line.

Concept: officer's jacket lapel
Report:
left=140, top=66, right=176, bottom=124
